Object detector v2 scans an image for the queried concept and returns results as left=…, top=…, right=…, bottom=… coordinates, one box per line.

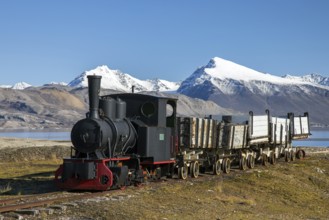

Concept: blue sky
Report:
left=1, top=0, right=328, bottom=85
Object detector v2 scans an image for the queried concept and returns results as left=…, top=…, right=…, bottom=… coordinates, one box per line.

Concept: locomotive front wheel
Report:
left=190, top=161, right=200, bottom=178
left=213, top=160, right=221, bottom=176
left=178, top=164, right=188, bottom=180
left=247, top=155, right=255, bottom=169
left=239, top=157, right=247, bottom=170
left=222, top=158, right=231, bottom=174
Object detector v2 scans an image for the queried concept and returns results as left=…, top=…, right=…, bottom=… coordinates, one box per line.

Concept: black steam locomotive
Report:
left=55, top=75, right=310, bottom=190
left=56, top=75, right=178, bottom=190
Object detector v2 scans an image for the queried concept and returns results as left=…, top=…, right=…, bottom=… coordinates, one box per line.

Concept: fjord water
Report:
left=292, top=130, right=329, bottom=147
left=0, top=131, right=70, bottom=141
left=0, top=130, right=327, bottom=147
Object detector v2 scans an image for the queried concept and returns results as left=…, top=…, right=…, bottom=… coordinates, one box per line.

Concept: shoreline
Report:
left=0, top=137, right=328, bottom=153
left=0, top=128, right=71, bottom=132
left=0, top=137, right=71, bottom=150
left=0, top=126, right=327, bottom=132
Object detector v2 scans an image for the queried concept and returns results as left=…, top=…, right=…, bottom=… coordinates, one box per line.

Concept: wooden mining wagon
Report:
left=175, top=111, right=311, bottom=179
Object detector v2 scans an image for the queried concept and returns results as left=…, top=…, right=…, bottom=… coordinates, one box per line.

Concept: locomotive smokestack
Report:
left=87, top=75, right=102, bottom=119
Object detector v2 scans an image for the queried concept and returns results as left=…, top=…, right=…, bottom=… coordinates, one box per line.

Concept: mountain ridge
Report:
left=177, top=57, right=329, bottom=126
left=1, top=57, right=329, bottom=126
left=178, top=57, right=329, bottom=96
left=68, top=65, right=180, bottom=92
left=0, top=86, right=235, bottom=130
left=2, top=60, right=328, bottom=92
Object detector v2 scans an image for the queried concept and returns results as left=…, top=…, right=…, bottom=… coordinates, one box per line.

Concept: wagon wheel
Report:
left=190, top=161, right=200, bottom=178
left=178, top=164, right=188, bottom=180
left=296, top=149, right=306, bottom=159
left=212, top=160, right=221, bottom=175
left=239, top=157, right=247, bottom=170
left=290, top=150, right=296, bottom=161
left=222, top=158, right=231, bottom=174
left=269, top=152, right=276, bottom=165
left=285, top=151, right=291, bottom=162
left=296, top=150, right=302, bottom=159
left=247, top=154, right=255, bottom=169
left=262, top=154, right=268, bottom=166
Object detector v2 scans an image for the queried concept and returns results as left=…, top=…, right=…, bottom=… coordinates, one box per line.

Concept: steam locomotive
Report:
left=55, top=75, right=310, bottom=191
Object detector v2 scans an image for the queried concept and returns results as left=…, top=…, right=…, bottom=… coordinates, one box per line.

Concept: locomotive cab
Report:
left=105, top=93, right=177, bottom=163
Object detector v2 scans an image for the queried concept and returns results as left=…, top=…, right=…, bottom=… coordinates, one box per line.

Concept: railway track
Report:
left=0, top=191, right=109, bottom=214
left=0, top=192, right=62, bottom=206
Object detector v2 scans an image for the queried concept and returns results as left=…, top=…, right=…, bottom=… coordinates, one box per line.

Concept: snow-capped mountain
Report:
left=1, top=58, right=329, bottom=126
left=282, top=74, right=329, bottom=87
left=68, top=65, right=180, bottom=92
left=178, top=57, right=327, bottom=96
left=44, top=82, right=68, bottom=86
left=11, top=82, right=32, bottom=90
left=177, top=57, right=329, bottom=126
left=0, top=82, right=32, bottom=90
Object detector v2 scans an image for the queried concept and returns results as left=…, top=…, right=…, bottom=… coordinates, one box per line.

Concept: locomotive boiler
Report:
left=71, top=75, right=137, bottom=159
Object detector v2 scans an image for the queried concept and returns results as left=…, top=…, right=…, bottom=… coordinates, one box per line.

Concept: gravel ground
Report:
left=1, top=138, right=329, bottom=219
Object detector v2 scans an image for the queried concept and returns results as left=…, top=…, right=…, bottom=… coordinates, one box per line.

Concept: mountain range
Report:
left=68, top=65, right=180, bottom=92
left=1, top=57, right=329, bottom=128
left=3, top=58, right=329, bottom=92
left=0, top=85, right=234, bottom=130
left=178, top=57, right=329, bottom=126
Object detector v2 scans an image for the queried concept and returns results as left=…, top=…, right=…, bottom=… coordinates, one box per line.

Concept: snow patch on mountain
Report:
left=203, top=57, right=313, bottom=85
left=11, top=82, right=32, bottom=90
left=46, top=82, right=68, bottom=86
left=68, top=65, right=180, bottom=92
left=283, top=74, right=329, bottom=87
left=0, top=82, right=32, bottom=90
left=0, top=85, right=12, bottom=89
